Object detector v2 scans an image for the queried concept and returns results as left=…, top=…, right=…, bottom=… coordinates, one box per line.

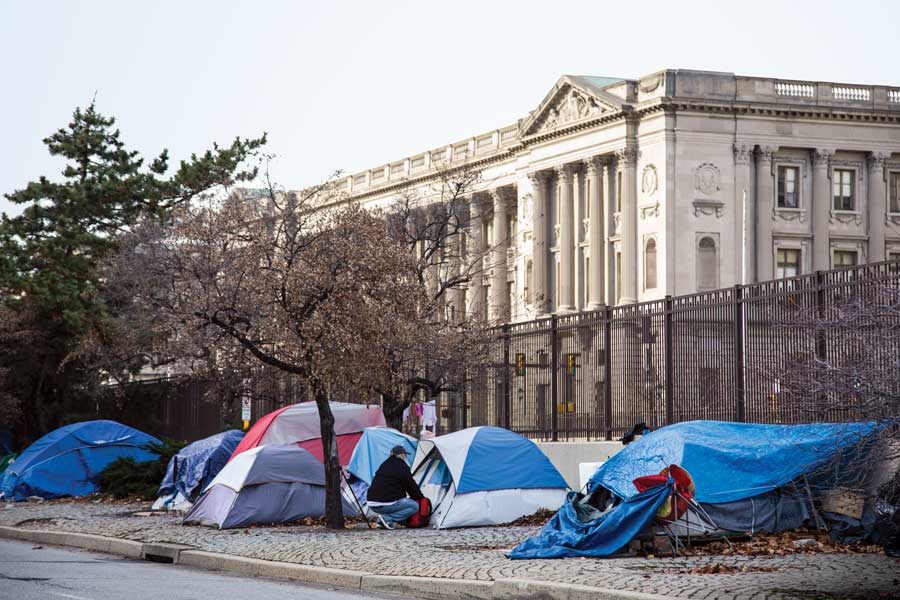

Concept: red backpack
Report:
left=405, top=498, right=432, bottom=528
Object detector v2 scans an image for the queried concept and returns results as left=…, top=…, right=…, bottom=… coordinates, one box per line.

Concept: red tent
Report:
left=230, top=402, right=386, bottom=466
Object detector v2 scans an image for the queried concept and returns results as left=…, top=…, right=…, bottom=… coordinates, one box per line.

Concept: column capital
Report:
left=734, top=143, right=754, bottom=164
left=614, top=146, right=638, bottom=166
left=555, top=163, right=578, bottom=181
left=867, top=151, right=889, bottom=171
left=583, top=155, right=608, bottom=175
left=527, top=170, right=552, bottom=186
left=755, top=145, right=777, bottom=163
left=811, top=148, right=834, bottom=168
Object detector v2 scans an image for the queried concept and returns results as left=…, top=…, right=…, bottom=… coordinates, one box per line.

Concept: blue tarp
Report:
left=508, top=484, right=672, bottom=559
left=452, top=427, right=569, bottom=493
left=0, top=420, right=160, bottom=501
left=588, top=421, right=879, bottom=504
left=347, top=427, right=417, bottom=485
left=157, top=430, right=243, bottom=501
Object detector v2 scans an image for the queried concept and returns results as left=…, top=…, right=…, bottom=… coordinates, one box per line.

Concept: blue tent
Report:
left=156, top=430, right=244, bottom=506
left=0, top=420, right=160, bottom=501
left=411, top=427, right=569, bottom=528
left=347, top=427, right=417, bottom=485
left=509, top=420, right=880, bottom=559
left=588, top=421, right=879, bottom=504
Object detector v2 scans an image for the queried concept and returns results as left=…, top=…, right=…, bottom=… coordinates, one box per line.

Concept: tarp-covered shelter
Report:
left=0, top=420, right=160, bottom=501
left=183, top=445, right=359, bottom=529
left=509, top=420, right=880, bottom=559
left=230, top=402, right=385, bottom=466
left=411, top=426, right=569, bottom=528
left=153, top=430, right=244, bottom=511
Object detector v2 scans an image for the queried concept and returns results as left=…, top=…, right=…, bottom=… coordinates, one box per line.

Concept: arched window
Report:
left=697, top=236, right=718, bottom=291
left=644, top=238, right=657, bottom=290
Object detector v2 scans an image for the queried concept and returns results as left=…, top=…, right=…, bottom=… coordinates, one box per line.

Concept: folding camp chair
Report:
left=634, top=464, right=731, bottom=556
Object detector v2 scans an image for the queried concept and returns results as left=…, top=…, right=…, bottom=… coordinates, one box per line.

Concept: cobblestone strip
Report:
left=2, top=501, right=898, bottom=600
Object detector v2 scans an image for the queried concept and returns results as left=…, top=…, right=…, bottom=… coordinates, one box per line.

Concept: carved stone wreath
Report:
left=694, top=163, right=721, bottom=195
left=641, top=164, right=658, bottom=196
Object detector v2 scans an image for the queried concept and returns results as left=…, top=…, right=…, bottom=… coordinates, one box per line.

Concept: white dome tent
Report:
left=410, top=426, right=569, bottom=529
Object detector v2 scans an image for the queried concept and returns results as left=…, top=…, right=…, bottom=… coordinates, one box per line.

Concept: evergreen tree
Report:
left=0, top=102, right=265, bottom=444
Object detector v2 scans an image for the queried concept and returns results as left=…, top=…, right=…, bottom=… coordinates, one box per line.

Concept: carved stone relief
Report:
left=692, top=199, right=724, bottom=218
left=640, top=203, right=660, bottom=219
left=641, top=164, right=658, bottom=195
left=537, top=86, right=605, bottom=133
left=695, top=163, right=721, bottom=195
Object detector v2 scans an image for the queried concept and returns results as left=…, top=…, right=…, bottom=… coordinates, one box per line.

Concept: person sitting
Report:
left=366, top=445, right=424, bottom=529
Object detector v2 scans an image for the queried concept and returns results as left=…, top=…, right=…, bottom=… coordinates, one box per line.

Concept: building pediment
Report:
left=520, top=75, right=626, bottom=137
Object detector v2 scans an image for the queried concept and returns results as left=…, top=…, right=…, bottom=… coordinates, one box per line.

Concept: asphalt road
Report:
left=0, top=539, right=404, bottom=600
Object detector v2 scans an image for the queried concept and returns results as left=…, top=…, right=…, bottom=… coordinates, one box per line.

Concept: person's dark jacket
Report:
left=367, top=455, right=424, bottom=503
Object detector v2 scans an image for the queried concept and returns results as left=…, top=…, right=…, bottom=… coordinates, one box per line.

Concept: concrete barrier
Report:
left=256, top=561, right=368, bottom=589
left=535, top=441, right=622, bottom=490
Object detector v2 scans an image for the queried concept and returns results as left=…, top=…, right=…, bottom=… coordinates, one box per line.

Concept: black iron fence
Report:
left=435, top=259, right=900, bottom=441
left=102, top=260, right=900, bottom=443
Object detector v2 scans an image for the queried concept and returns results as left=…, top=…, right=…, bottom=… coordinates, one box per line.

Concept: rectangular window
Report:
left=890, top=172, right=900, bottom=214
left=888, top=250, right=900, bottom=262
left=777, top=166, right=799, bottom=208
left=484, top=285, right=491, bottom=320
left=584, top=257, right=590, bottom=307
left=616, top=171, right=622, bottom=212
left=615, top=252, right=622, bottom=304
left=833, top=169, right=855, bottom=211
left=776, top=248, right=801, bottom=279
left=833, top=250, right=858, bottom=268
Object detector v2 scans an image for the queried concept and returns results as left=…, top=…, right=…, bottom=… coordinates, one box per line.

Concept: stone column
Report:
left=556, top=164, right=577, bottom=313
left=812, top=148, right=833, bottom=271
left=617, top=147, right=638, bottom=304
left=867, top=152, right=888, bottom=262
left=528, top=172, right=551, bottom=316
left=448, top=214, right=466, bottom=322
left=755, top=146, right=776, bottom=280
left=604, top=160, right=618, bottom=305
left=466, top=195, right=485, bottom=320
left=585, top=156, right=605, bottom=308
left=734, top=144, right=754, bottom=283
left=490, top=189, right=510, bottom=323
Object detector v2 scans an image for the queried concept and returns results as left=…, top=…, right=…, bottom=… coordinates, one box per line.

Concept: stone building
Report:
left=336, top=69, right=900, bottom=324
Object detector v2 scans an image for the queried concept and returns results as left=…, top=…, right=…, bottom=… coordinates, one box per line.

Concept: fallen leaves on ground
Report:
left=678, top=530, right=883, bottom=557
left=661, top=562, right=779, bottom=574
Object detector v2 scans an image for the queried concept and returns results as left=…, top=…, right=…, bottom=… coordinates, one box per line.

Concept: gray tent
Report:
left=183, top=445, right=358, bottom=529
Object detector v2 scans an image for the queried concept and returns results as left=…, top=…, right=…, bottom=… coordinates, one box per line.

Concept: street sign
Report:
left=241, top=395, right=251, bottom=429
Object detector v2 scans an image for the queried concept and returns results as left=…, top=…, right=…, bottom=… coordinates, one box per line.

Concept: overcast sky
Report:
left=2, top=0, right=899, bottom=217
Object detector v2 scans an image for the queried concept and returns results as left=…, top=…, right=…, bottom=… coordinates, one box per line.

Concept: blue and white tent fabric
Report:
left=345, top=427, right=417, bottom=507
left=153, top=430, right=244, bottom=511
left=0, top=420, right=160, bottom=501
left=411, top=426, right=569, bottom=528
left=347, top=427, right=417, bottom=486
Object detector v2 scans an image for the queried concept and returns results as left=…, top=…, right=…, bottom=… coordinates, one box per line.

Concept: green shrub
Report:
left=97, top=439, right=186, bottom=500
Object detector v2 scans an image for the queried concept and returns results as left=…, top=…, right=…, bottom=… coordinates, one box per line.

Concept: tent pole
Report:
left=341, top=469, right=373, bottom=529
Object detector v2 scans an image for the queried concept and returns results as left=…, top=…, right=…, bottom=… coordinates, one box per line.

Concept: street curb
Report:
left=0, top=525, right=676, bottom=600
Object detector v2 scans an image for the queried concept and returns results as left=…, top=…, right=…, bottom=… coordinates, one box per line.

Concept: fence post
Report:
left=733, top=285, right=746, bottom=422
left=815, top=270, right=827, bottom=362
left=604, top=305, right=613, bottom=440
left=664, top=295, right=674, bottom=426
left=550, top=315, right=559, bottom=442
left=502, top=325, right=511, bottom=430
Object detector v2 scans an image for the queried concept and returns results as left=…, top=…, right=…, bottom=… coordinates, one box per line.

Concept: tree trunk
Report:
left=312, top=384, right=344, bottom=529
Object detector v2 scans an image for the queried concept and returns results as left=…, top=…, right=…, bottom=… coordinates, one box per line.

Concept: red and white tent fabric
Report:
left=230, top=402, right=386, bottom=466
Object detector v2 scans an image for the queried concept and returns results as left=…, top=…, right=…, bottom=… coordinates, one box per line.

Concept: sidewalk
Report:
left=1, top=500, right=897, bottom=600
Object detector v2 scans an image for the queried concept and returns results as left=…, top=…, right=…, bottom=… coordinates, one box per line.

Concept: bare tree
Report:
left=376, top=159, right=497, bottom=428
left=767, top=278, right=900, bottom=496
left=105, top=172, right=430, bottom=528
